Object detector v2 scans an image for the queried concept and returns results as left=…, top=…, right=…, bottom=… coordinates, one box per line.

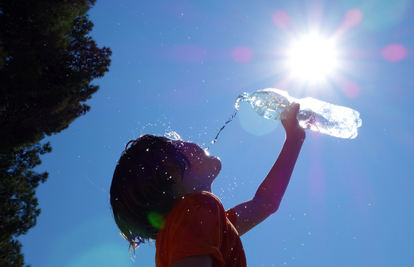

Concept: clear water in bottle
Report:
left=209, top=88, right=362, bottom=148
left=239, top=88, right=362, bottom=139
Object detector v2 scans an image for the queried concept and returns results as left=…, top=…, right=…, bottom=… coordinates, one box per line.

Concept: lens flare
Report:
left=382, top=44, right=408, bottom=62
left=341, top=80, right=361, bottom=98
left=148, top=211, right=164, bottom=229
left=231, top=46, right=253, bottom=63
left=343, top=9, right=363, bottom=28
left=272, top=10, right=290, bottom=29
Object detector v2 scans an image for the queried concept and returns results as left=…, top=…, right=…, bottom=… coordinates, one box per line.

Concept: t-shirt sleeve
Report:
left=168, top=195, right=226, bottom=267
left=226, top=208, right=237, bottom=227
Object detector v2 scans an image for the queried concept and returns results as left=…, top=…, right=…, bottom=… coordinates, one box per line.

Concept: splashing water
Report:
left=164, top=131, right=183, bottom=141
left=206, top=93, right=246, bottom=150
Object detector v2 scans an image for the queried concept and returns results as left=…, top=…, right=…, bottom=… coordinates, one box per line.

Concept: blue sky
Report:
left=19, top=0, right=414, bottom=266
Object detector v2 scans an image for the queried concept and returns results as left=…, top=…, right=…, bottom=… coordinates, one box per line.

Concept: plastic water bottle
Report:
left=236, top=88, right=362, bottom=139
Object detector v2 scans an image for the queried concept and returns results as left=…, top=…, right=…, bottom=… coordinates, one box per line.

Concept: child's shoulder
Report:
left=189, top=191, right=221, bottom=203
left=177, top=191, right=223, bottom=210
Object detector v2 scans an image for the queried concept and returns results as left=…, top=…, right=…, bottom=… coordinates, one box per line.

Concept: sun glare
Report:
left=286, top=34, right=339, bottom=82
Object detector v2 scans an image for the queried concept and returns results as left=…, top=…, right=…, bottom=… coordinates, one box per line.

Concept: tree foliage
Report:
left=0, top=0, right=111, bottom=266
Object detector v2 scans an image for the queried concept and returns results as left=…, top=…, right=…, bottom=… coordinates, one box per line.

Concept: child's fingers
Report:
left=289, top=103, right=300, bottom=121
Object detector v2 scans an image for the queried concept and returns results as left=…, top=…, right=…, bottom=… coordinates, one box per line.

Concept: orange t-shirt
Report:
left=155, top=191, right=246, bottom=267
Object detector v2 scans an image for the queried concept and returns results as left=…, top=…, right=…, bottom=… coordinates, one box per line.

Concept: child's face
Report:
left=171, top=140, right=221, bottom=192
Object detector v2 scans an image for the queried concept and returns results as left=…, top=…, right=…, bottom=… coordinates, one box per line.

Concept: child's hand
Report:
left=282, top=103, right=306, bottom=140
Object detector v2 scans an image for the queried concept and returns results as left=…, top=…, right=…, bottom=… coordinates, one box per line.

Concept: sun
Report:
left=286, top=33, right=339, bottom=82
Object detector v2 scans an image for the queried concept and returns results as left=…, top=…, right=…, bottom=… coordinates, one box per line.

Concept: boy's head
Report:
left=110, top=134, right=190, bottom=248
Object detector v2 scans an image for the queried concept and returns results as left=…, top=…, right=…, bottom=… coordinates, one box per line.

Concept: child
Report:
left=110, top=104, right=306, bottom=267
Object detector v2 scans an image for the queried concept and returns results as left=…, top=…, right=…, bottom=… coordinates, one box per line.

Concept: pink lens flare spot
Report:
left=343, top=8, right=363, bottom=28
left=341, top=81, right=361, bottom=98
left=272, top=10, right=290, bottom=29
left=382, top=44, right=408, bottom=62
left=231, top=46, right=253, bottom=63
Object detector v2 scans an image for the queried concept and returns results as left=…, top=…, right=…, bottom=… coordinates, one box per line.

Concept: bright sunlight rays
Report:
left=286, top=34, right=339, bottom=82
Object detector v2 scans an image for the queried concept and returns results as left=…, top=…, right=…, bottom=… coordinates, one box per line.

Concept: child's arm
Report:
left=232, top=103, right=306, bottom=236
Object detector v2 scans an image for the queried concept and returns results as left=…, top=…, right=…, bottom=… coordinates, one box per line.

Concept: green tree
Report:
left=0, top=143, right=51, bottom=267
left=0, top=1, right=112, bottom=266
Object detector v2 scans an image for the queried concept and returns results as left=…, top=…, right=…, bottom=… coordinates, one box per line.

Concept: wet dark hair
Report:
left=110, top=134, right=190, bottom=251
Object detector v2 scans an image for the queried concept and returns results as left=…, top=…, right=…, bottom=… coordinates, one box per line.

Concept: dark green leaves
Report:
left=0, top=1, right=111, bottom=266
